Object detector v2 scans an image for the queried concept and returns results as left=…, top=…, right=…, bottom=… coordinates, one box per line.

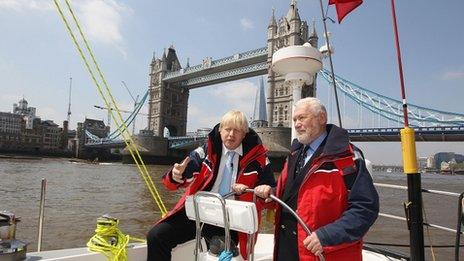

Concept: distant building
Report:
left=266, top=1, right=317, bottom=127
left=185, top=128, right=212, bottom=137
left=22, top=117, right=43, bottom=152
left=434, top=152, right=464, bottom=169
left=440, top=161, right=451, bottom=172
left=0, top=98, right=68, bottom=154
left=42, top=120, right=61, bottom=151
left=13, top=98, right=36, bottom=117
left=85, top=119, right=109, bottom=138
left=0, top=112, right=22, bottom=134
left=0, top=111, right=43, bottom=153
left=0, top=112, right=22, bottom=150
left=426, top=156, right=435, bottom=169
left=251, top=77, right=268, bottom=128
left=76, top=118, right=110, bottom=157
left=13, top=98, right=37, bottom=129
left=61, top=120, right=69, bottom=150
left=417, top=157, right=427, bottom=169
left=196, top=128, right=212, bottom=136
left=67, top=129, right=78, bottom=156
left=163, top=127, right=170, bottom=138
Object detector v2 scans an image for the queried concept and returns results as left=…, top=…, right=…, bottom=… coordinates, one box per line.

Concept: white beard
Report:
left=296, top=132, right=312, bottom=145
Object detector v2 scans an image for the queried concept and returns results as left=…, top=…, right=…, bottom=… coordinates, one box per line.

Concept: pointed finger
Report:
left=181, top=156, right=190, bottom=166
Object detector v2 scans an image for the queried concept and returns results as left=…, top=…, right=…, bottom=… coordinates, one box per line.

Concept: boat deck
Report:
left=26, top=234, right=403, bottom=261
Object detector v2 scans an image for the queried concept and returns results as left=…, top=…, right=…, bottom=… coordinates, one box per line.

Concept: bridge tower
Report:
left=148, top=46, right=188, bottom=136
left=266, top=0, right=318, bottom=127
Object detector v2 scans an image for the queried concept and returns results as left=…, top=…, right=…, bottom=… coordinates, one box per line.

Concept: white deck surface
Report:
left=26, top=234, right=402, bottom=260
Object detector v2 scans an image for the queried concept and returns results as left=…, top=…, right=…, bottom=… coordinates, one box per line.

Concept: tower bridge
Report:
left=82, top=1, right=464, bottom=162
left=139, top=1, right=463, bottom=153
left=148, top=1, right=317, bottom=137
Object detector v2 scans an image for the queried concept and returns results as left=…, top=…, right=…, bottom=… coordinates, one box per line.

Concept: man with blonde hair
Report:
left=147, top=110, right=275, bottom=261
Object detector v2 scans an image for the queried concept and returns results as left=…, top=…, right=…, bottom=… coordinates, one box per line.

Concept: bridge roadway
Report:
left=162, top=47, right=268, bottom=89
left=169, top=126, right=464, bottom=150
left=84, top=140, right=128, bottom=148
left=348, top=126, right=464, bottom=142
left=84, top=126, right=464, bottom=150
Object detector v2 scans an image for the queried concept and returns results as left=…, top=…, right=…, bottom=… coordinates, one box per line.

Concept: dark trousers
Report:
left=276, top=211, right=299, bottom=261
left=146, top=210, right=237, bottom=261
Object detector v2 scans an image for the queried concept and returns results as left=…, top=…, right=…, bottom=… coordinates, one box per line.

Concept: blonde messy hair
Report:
left=219, top=110, right=249, bottom=133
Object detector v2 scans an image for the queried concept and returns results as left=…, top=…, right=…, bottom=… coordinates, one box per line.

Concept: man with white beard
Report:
left=254, top=97, right=379, bottom=261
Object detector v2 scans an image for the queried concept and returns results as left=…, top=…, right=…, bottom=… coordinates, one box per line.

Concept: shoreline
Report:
left=0, top=154, right=43, bottom=160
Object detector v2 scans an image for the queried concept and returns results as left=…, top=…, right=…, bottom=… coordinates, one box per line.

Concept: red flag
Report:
left=329, top=0, right=363, bottom=23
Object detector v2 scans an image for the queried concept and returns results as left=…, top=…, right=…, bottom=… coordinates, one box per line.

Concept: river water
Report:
left=1, top=157, right=463, bottom=260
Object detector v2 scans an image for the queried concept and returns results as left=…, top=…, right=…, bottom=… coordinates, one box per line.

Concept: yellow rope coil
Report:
left=53, top=0, right=167, bottom=216
left=87, top=216, right=146, bottom=261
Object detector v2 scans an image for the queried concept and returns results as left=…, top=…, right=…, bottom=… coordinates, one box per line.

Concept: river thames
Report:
left=1, top=157, right=462, bottom=260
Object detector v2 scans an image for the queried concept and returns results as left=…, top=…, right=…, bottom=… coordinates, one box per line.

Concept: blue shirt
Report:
left=303, top=131, right=327, bottom=165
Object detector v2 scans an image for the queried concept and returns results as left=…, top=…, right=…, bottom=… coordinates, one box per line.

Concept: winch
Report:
left=0, top=211, right=28, bottom=261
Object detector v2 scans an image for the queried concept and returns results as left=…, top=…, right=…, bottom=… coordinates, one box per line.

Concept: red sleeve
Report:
left=162, top=168, right=183, bottom=191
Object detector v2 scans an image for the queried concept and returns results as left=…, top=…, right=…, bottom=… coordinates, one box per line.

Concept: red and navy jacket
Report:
left=274, top=124, right=379, bottom=261
left=160, top=123, right=276, bottom=259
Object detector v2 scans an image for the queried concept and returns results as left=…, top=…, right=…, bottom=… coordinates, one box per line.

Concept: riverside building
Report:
left=0, top=98, right=66, bottom=154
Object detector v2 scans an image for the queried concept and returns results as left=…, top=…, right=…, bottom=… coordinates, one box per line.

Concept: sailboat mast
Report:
left=318, top=0, right=343, bottom=127
left=390, top=0, right=424, bottom=260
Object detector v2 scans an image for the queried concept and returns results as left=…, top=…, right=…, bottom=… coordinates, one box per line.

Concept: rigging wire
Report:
left=365, top=242, right=464, bottom=248
left=422, top=206, right=437, bottom=260
left=320, top=68, right=464, bottom=127
left=53, top=0, right=167, bottom=216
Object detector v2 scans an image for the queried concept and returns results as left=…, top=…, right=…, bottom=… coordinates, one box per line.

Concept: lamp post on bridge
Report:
left=271, top=42, right=323, bottom=141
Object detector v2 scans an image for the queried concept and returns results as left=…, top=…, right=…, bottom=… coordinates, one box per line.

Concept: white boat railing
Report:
left=373, top=182, right=464, bottom=261
left=185, top=190, right=326, bottom=261
left=186, top=191, right=260, bottom=261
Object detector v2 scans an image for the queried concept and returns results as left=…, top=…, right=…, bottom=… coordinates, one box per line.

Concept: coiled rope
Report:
left=87, top=215, right=146, bottom=261
left=52, top=0, right=167, bottom=217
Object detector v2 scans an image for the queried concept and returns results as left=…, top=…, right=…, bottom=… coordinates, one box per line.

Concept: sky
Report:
left=0, top=0, right=463, bottom=165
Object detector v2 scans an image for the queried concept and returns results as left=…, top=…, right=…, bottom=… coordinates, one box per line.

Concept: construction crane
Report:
left=121, top=81, right=141, bottom=134
left=67, top=77, right=72, bottom=123
left=94, top=82, right=145, bottom=134
left=93, top=105, right=148, bottom=116
left=93, top=105, right=147, bottom=135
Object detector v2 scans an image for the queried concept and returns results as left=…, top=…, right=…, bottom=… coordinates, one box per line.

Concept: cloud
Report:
left=187, top=104, right=220, bottom=130
left=240, top=18, right=254, bottom=30
left=0, top=0, right=130, bottom=56
left=192, top=115, right=220, bottom=130
left=39, top=106, right=59, bottom=122
left=442, top=70, right=464, bottom=80
left=197, top=17, right=208, bottom=24
left=187, top=81, right=258, bottom=131
left=0, top=94, right=21, bottom=112
left=188, top=104, right=202, bottom=117
left=211, top=80, right=257, bottom=115
left=0, top=0, right=53, bottom=11
left=76, top=0, right=131, bottom=56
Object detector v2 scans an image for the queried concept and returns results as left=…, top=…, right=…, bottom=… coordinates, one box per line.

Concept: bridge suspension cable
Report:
left=320, top=68, right=464, bottom=127
left=91, top=90, right=149, bottom=142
